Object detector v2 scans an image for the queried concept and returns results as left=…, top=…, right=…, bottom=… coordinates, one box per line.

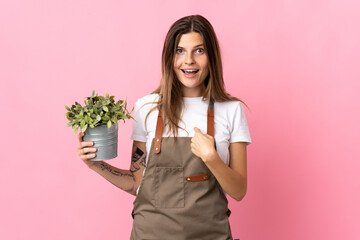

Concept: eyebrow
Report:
left=177, top=44, right=204, bottom=49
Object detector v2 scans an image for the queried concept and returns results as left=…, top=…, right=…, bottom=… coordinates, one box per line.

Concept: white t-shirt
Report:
left=130, top=93, right=252, bottom=166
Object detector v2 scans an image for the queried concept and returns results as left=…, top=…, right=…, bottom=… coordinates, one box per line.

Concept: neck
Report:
left=182, top=86, right=205, bottom=97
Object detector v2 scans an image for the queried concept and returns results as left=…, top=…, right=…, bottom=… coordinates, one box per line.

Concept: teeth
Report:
left=183, top=69, right=198, bottom=73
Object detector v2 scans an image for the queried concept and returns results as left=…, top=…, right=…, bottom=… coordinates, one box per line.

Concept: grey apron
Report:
left=131, top=99, right=233, bottom=240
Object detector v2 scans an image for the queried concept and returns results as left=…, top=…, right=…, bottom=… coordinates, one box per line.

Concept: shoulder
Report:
left=134, top=93, right=160, bottom=112
left=214, top=100, right=247, bottom=128
left=214, top=100, right=244, bottom=113
left=133, top=93, right=160, bottom=122
left=135, top=93, right=160, bottom=106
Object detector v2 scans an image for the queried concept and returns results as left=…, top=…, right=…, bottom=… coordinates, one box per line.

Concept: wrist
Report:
left=87, top=160, right=102, bottom=170
left=203, top=149, right=219, bottom=164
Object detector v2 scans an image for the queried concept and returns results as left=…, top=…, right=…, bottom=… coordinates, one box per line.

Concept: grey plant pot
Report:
left=83, top=123, right=118, bottom=161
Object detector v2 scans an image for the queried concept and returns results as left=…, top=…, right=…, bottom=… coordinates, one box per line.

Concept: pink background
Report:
left=1, top=1, right=359, bottom=239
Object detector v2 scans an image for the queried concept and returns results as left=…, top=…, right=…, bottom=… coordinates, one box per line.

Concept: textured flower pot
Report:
left=83, top=123, right=118, bottom=161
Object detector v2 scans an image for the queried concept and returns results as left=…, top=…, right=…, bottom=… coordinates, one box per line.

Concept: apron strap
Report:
left=153, top=106, right=164, bottom=154
left=153, top=98, right=215, bottom=154
left=207, top=98, right=214, bottom=137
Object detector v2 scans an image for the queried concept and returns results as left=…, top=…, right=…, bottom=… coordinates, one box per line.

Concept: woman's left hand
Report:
left=191, top=127, right=216, bottom=162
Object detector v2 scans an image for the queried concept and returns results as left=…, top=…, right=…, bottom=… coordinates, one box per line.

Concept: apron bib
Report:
left=131, top=99, right=233, bottom=240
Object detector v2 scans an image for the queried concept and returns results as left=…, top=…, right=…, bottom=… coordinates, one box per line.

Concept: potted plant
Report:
left=65, top=90, right=133, bottom=161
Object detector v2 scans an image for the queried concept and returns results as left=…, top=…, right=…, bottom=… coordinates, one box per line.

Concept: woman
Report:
left=77, top=15, right=251, bottom=240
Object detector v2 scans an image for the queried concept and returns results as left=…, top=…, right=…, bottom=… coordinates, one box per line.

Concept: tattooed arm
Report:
left=78, top=136, right=147, bottom=196
left=90, top=141, right=146, bottom=196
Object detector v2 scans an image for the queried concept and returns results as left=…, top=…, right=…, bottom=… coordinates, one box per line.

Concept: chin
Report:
left=181, top=80, right=202, bottom=88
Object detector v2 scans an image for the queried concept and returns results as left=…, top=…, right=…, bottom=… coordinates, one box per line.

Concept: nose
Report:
left=185, top=52, right=194, bottom=64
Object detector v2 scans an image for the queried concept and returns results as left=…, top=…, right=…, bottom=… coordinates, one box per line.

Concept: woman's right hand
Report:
left=77, top=132, right=98, bottom=168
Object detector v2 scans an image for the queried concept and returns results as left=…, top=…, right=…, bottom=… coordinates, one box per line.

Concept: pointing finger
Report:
left=194, top=127, right=202, bottom=134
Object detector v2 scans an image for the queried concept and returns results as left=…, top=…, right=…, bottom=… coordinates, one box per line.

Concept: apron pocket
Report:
left=154, top=167, right=184, bottom=208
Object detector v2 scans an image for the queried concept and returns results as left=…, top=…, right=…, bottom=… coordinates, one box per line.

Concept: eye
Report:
left=196, top=48, right=204, bottom=54
left=176, top=49, right=183, bottom=54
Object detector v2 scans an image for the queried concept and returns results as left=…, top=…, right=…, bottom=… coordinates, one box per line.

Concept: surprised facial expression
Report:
left=173, top=32, right=209, bottom=97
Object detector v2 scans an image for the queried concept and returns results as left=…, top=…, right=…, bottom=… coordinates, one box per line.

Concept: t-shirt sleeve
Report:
left=130, top=99, right=147, bottom=142
left=229, top=101, right=252, bottom=145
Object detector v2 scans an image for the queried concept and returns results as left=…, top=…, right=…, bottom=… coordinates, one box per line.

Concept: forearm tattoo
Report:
left=100, top=162, right=135, bottom=181
left=99, top=162, right=135, bottom=193
left=130, top=146, right=146, bottom=173
left=98, top=145, right=146, bottom=194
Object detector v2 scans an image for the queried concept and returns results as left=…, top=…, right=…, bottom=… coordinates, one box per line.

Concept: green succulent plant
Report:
left=65, top=90, right=134, bottom=134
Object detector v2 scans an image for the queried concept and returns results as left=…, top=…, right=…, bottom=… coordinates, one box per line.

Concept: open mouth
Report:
left=181, top=69, right=199, bottom=73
